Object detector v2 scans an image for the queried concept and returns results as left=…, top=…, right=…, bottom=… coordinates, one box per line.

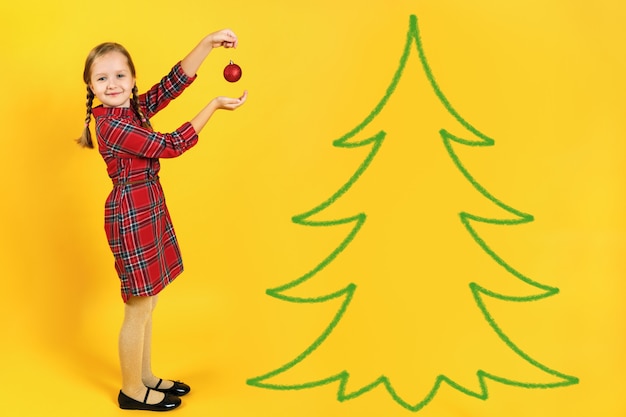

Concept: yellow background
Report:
left=1, top=1, right=624, bottom=416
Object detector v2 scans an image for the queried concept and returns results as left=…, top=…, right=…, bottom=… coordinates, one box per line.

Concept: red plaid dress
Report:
left=92, top=62, right=199, bottom=302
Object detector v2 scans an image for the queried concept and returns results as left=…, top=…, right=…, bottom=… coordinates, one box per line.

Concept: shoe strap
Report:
left=143, top=388, right=151, bottom=404
left=154, top=379, right=163, bottom=390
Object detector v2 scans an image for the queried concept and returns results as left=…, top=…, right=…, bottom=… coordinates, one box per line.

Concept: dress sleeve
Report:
left=140, top=62, right=197, bottom=118
left=96, top=117, right=199, bottom=159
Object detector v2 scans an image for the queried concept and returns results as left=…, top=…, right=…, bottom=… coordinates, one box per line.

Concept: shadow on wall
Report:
left=25, top=91, right=120, bottom=392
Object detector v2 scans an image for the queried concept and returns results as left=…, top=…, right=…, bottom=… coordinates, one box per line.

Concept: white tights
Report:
left=118, top=295, right=173, bottom=403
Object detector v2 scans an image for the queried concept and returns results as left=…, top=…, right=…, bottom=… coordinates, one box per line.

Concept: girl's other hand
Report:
left=206, top=29, right=238, bottom=49
left=190, top=91, right=248, bottom=133
left=212, top=91, right=248, bottom=110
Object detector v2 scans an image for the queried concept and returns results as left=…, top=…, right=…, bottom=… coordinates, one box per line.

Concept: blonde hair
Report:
left=77, top=42, right=152, bottom=148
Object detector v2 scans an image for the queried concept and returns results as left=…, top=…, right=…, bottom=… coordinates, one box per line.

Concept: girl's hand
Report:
left=191, top=91, right=248, bottom=133
left=212, top=90, right=248, bottom=111
left=206, top=29, right=238, bottom=49
left=181, top=29, right=238, bottom=77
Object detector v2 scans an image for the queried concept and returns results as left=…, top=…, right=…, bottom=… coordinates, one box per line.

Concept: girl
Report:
left=78, top=30, right=247, bottom=411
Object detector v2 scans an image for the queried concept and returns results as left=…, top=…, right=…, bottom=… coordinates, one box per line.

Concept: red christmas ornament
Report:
left=223, top=60, right=242, bottom=82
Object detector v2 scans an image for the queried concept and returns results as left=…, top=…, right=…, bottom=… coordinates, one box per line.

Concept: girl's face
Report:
left=89, top=51, right=135, bottom=108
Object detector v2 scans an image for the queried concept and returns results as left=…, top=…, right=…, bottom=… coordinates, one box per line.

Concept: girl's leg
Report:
left=119, top=295, right=165, bottom=404
left=141, top=295, right=175, bottom=390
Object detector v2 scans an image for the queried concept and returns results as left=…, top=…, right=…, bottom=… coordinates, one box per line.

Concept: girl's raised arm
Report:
left=181, top=29, right=238, bottom=77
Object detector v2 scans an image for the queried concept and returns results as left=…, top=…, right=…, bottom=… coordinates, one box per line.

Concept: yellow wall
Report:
left=1, top=1, right=624, bottom=416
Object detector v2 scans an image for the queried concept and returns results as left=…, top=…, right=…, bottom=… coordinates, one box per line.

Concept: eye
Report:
left=97, top=76, right=106, bottom=82
left=117, top=74, right=126, bottom=78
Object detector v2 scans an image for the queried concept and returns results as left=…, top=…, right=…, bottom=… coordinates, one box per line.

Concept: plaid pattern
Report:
left=92, top=62, right=198, bottom=302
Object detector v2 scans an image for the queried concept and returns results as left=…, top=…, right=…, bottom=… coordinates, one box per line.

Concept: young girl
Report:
left=78, top=30, right=247, bottom=411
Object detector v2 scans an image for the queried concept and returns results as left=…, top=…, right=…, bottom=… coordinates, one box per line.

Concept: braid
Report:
left=77, top=86, right=95, bottom=148
left=131, top=85, right=153, bottom=130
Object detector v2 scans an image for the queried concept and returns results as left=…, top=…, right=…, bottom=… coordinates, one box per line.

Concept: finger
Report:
left=225, top=94, right=247, bottom=109
left=223, top=30, right=237, bottom=41
left=224, top=30, right=238, bottom=47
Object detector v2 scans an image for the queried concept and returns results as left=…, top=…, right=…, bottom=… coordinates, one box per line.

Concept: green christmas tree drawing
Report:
left=247, top=15, right=579, bottom=412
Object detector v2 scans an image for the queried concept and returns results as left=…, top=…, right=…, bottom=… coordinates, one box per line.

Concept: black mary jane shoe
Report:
left=152, top=379, right=191, bottom=397
left=118, top=388, right=181, bottom=411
